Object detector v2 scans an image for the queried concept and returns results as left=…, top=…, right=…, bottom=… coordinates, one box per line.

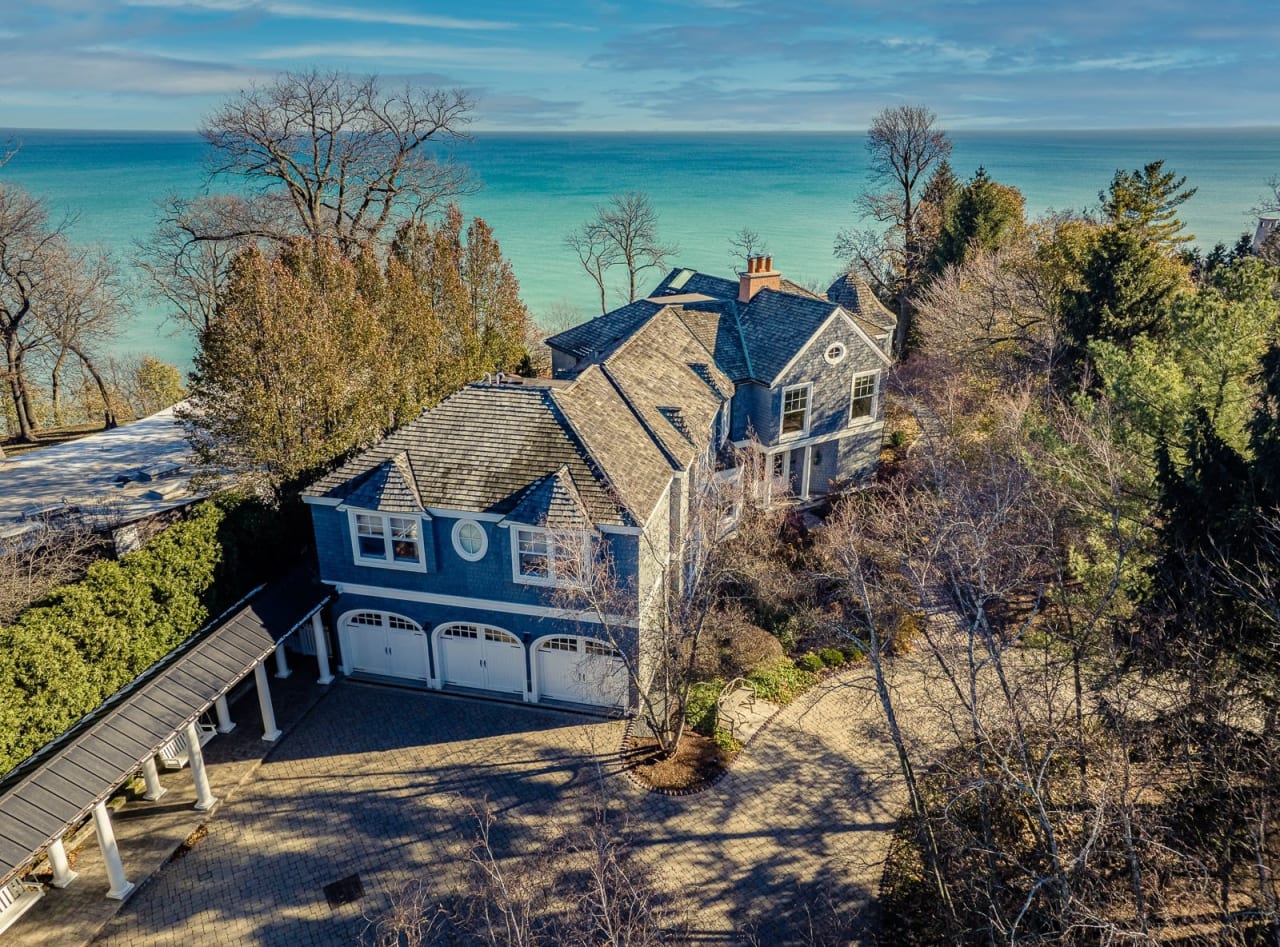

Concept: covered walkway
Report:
left=0, top=571, right=334, bottom=943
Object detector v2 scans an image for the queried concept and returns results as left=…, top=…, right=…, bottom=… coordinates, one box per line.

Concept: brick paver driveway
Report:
left=93, top=665, right=918, bottom=946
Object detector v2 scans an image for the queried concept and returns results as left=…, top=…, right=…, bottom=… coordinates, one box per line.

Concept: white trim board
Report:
left=328, top=581, right=640, bottom=628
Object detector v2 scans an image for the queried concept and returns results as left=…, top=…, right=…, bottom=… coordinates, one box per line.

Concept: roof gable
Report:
left=502, top=465, right=594, bottom=530
left=342, top=452, right=425, bottom=514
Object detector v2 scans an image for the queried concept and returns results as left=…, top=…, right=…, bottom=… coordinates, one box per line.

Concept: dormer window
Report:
left=511, top=526, right=585, bottom=587
left=348, top=510, right=427, bottom=571
left=851, top=371, right=880, bottom=421
left=781, top=384, right=811, bottom=436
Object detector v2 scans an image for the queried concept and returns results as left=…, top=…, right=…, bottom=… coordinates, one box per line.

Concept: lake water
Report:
left=1, top=127, right=1277, bottom=368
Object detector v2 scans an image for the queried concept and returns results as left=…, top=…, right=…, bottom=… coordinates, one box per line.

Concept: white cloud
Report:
left=122, top=0, right=514, bottom=30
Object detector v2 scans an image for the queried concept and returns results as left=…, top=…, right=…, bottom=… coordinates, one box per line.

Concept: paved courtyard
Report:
left=89, top=664, right=924, bottom=946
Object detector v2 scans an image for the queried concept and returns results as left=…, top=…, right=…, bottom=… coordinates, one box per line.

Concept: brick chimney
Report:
left=738, top=255, right=780, bottom=303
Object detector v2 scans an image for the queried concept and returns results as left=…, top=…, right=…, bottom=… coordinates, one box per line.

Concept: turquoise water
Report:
left=1, top=128, right=1277, bottom=368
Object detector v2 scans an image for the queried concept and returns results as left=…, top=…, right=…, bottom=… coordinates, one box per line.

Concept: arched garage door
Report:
left=339, top=611, right=429, bottom=682
left=535, top=636, right=628, bottom=709
left=435, top=624, right=525, bottom=697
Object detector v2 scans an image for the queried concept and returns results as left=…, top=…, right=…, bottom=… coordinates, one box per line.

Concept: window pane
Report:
left=459, top=522, right=483, bottom=554
left=781, top=387, right=809, bottom=434
left=851, top=374, right=877, bottom=419
left=517, top=529, right=550, bottom=577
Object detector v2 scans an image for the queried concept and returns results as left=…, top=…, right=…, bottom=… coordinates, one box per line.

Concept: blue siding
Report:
left=310, top=506, right=640, bottom=611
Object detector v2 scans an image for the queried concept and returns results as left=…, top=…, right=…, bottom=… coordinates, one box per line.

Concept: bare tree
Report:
left=138, top=70, right=472, bottom=335
left=835, top=105, right=952, bottom=350
left=727, top=226, right=769, bottom=272
left=567, top=192, right=675, bottom=311
left=0, top=517, right=104, bottom=623
left=555, top=444, right=771, bottom=758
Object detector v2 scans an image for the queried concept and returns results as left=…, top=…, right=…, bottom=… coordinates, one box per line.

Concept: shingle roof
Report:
left=544, top=299, right=662, bottom=361
left=547, top=266, right=892, bottom=385
left=306, top=384, right=635, bottom=526
left=552, top=365, right=676, bottom=525
left=343, top=452, right=424, bottom=514
left=826, top=272, right=897, bottom=333
left=736, top=288, right=841, bottom=382
left=503, top=465, right=594, bottom=530
left=600, top=308, right=732, bottom=469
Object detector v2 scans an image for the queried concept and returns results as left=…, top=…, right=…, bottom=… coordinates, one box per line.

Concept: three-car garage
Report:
left=336, top=610, right=629, bottom=712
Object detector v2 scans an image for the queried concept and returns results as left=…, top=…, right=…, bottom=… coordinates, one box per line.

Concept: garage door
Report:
left=437, top=624, right=525, bottom=696
left=536, top=636, right=628, bottom=709
left=340, top=612, right=429, bottom=682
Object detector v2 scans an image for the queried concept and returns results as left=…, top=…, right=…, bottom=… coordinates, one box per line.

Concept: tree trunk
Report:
left=50, top=347, right=67, bottom=427
left=69, top=344, right=117, bottom=429
left=5, top=332, right=38, bottom=442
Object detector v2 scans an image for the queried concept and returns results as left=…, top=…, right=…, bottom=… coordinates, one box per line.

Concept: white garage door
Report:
left=437, top=624, right=525, bottom=696
left=536, top=636, right=628, bottom=709
left=340, top=612, right=429, bottom=682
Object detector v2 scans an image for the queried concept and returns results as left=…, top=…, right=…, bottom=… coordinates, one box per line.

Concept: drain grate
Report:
left=323, top=873, right=365, bottom=909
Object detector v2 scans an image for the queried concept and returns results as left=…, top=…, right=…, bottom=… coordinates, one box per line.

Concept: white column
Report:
left=140, top=756, right=166, bottom=802
left=312, top=612, right=335, bottom=685
left=47, top=837, right=78, bottom=888
left=255, top=662, right=282, bottom=742
left=273, top=642, right=292, bottom=679
left=214, top=694, right=235, bottom=733
left=91, top=801, right=134, bottom=900
left=800, top=445, right=813, bottom=500
left=185, top=721, right=218, bottom=812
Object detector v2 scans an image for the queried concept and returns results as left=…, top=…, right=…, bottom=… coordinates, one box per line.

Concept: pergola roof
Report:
left=0, top=571, right=330, bottom=887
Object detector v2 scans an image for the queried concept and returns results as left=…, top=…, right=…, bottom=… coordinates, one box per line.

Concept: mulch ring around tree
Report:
left=623, top=732, right=735, bottom=793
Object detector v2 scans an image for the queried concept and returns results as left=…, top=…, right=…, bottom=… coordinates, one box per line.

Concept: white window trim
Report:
left=346, top=508, right=428, bottom=572
left=850, top=370, right=880, bottom=425
left=824, top=342, right=847, bottom=365
left=509, top=525, right=587, bottom=588
left=779, top=382, right=813, bottom=440
left=451, top=518, right=488, bottom=562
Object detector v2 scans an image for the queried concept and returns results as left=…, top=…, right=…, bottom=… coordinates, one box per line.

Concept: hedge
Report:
left=0, top=494, right=297, bottom=777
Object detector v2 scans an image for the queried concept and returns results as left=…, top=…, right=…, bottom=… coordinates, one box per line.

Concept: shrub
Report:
left=818, top=647, right=846, bottom=668
left=841, top=643, right=865, bottom=663
left=796, top=652, right=824, bottom=673
left=748, top=658, right=817, bottom=704
left=684, top=680, right=724, bottom=737
left=889, top=429, right=909, bottom=450
left=713, top=728, right=743, bottom=755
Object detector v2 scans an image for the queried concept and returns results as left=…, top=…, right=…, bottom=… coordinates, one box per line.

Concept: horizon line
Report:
left=3, top=123, right=1280, bottom=136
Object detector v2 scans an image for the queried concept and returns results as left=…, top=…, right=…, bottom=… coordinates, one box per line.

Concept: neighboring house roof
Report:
left=546, top=266, right=893, bottom=387
left=0, top=403, right=205, bottom=548
left=306, top=383, right=637, bottom=527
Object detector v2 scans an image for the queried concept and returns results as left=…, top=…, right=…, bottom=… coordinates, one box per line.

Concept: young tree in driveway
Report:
left=553, top=447, right=772, bottom=759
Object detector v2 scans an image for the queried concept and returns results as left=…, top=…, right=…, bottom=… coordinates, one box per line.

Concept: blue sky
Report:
left=2, top=0, right=1278, bottom=130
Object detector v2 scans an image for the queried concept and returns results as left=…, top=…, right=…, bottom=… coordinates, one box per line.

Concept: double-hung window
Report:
left=511, top=526, right=582, bottom=586
left=349, top=510, right=426, bottom=570
left=780, top=384, right=811, bottom=436
left=850, top=371, right=879, bottom=422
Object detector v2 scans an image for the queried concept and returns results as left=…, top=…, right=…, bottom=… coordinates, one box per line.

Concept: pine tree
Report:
left=1101, top=160, right=1197, bottom=249
left=927, top=166, right=1026, bottom=274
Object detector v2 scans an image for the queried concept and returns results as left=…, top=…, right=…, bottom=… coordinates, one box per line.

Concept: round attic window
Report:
left=452, top=519, right=488, bottom=562
left=824, top=342, right=847, bottom=365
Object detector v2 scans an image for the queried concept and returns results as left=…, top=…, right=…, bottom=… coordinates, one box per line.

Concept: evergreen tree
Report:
left=1101, top=159, right=1197, bottom=249
left=927, top=166, right=1026, bottom=274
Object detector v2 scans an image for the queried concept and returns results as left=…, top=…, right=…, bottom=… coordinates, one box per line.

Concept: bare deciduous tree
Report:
left=139, top=70, right=473, bottom=335
left=835, top=104, right=952, bottom=350
left=727, top=226, right=769, bottom=271
left=567, top=192, right=675, bottom=312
